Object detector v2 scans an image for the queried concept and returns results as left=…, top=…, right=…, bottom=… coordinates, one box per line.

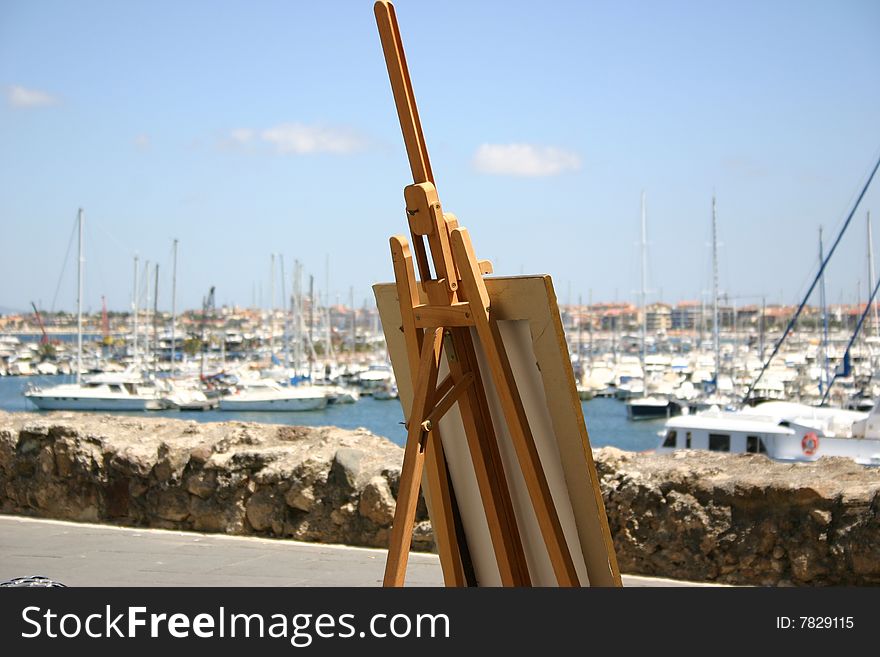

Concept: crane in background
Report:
left=30, top=302, right=49, bottom=346
left=199, top=286, right=215, bottom=378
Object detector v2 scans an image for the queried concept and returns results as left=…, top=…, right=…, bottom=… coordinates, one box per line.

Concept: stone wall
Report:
left=597, top=447, right=880, bottom=586
left=1, top=411, right=878, bottom=585
left=0, top=412, right=433, bottom=552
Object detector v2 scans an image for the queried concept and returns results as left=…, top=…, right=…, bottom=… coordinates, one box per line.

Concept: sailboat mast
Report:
left=577, top=294, right=583, bottom=376
left=640, top=191, right=647, bottom=375
left=309, top=275, right=315, bottom=381
left=270, top=254, right=276, bottom=359
left=170, top=239, right=178, bottom=370
left=294, top=261, right=303, bottom=374
left=280, top=254, right=289, bottom=369
left=743, top=152, right=880, bottom=403
left=868, top=212, right=877, bottom=336
left=712, top=195, right=720, bottom=389
left=612, top=289, right=619, bottom=364
left=819, top=227, right=829, bottom=395
left=132, top=255, right=139, bottom=366
left=152, top=263, right=159, bottom=376
left=588, top=288, right=593, bottom=373
left=141, top=260, right=149, bottom=365
left=326, top=305, right=333, bottom=363
left=699, top=297, right=705, bottom=347
left=759, top=296, right=766, bottom=360
left=325, top=254, right=332, bottom=361
left=350, top=287, right=356, bottom=360
left=76, top=208, right=83, bottom=386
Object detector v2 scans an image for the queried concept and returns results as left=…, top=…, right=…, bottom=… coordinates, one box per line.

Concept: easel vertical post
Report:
left=390, top=236, right=469, bottom=586
left=375, top=0, right=617, bottom=588
left=383, top=327, right=444, bottom=586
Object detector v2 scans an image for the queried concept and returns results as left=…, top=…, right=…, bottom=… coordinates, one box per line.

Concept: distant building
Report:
left=737, top=305, right=761, bottom=327
left=597, top=303, right=637, bottom=331
left=762, top=305, right=795, bottom=330
left=718, top=306, right=735, bottom=329
left=671, top=301, right=701, bottom=330
left=645, top=303, right=671, bottom=332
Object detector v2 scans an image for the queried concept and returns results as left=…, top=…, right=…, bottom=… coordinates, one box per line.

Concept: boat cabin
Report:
left=658, top=412, right=794, bottom=455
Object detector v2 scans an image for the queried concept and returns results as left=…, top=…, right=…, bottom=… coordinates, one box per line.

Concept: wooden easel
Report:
left=375, top=0, right=619, bottom=587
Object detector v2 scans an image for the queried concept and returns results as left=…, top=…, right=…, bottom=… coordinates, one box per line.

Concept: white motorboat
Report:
left=24, top=371, right=164, bottom=411
left=323, top=385, right=360, bottom=404
left=372, top=382, right=398, bottom=400
left=580, top=364, right=615, bottom=397
left=614, top=378, right=644, bottom=400
left=161, top=381, right=217, bottom=411
left=356, top=364, right=395, bottom=394
left=218, top=378, right=328, bottom=412
left=659, top=401, right=880, bottom=465
left=35, top=362, right=59, bottom=376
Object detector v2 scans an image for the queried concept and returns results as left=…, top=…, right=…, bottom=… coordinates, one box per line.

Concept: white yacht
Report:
left=24, top=370, right=164, bottom=411
left=161, top=380, right=217, bottom=411
left=356, top=363, right=396, bottom=395
left=323, top=385, right=360, bottom=404
left=372, top=381, right=399, bottom=400
left=218, top=378, right=328, bottom=412
left=22, top=210, right=164, bottom=412
left=580, top=363, right=615, bottom=397
left=659, top=401, right=880, bottom=466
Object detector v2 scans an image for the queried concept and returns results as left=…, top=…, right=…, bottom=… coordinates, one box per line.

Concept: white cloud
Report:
left=260, top=123, right=366, bottom=154
left=472, top=143, right=581, bottom=177
left=133, top=134, right=150, bottom=150
left=7, top=85, right=58, bottom=108
left=229, top=128, right=255, bottom=144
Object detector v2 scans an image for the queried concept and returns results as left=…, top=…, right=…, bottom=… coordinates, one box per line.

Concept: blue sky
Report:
left=1, top=0, right=879, bottom=314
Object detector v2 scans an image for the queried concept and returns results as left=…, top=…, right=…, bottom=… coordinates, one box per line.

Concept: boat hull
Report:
left=218, top=396, right=328, bottom=412
left=25, top=394, right=162, bottom=411
left=627, top=399, right=683, bottom=421
left=768, top=434, right=880, bottom=466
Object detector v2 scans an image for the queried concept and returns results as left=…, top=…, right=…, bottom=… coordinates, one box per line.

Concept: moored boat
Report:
left=626, top=395, right=684, bottom=421
left=659, top=400, right=880, bottom=465
left=218, top=378, right=328, bottom=412
left=24, top=370, right=164, bottom=411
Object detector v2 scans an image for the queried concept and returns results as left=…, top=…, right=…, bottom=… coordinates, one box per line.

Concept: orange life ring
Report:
left=801, top=432, right=819, bottom=456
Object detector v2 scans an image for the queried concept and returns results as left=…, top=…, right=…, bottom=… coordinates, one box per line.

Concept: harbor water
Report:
left=0, top=375, right=663, bottom=452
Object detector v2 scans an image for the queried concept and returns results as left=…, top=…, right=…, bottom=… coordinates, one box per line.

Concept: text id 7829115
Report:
left=776, top=617, right=854, bottom=630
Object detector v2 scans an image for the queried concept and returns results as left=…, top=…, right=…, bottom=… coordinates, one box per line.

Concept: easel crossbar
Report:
left=422, top=371, right=474, bottom=431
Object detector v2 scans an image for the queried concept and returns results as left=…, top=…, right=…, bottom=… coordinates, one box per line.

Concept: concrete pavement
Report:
left=0, top=515, right=710, bottom=587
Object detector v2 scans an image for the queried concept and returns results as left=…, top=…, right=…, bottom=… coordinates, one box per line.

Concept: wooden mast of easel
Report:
left=376, top=0, right=580, bottom=587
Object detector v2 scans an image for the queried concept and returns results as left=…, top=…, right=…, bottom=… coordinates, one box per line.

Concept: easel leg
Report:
left=390, top=236, right=469, bottom=585
left=383, top=327, right=443, bottom=587
left=387, top=235, right=532, bottom=586
left=423, top=432, right=471, bottom=586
